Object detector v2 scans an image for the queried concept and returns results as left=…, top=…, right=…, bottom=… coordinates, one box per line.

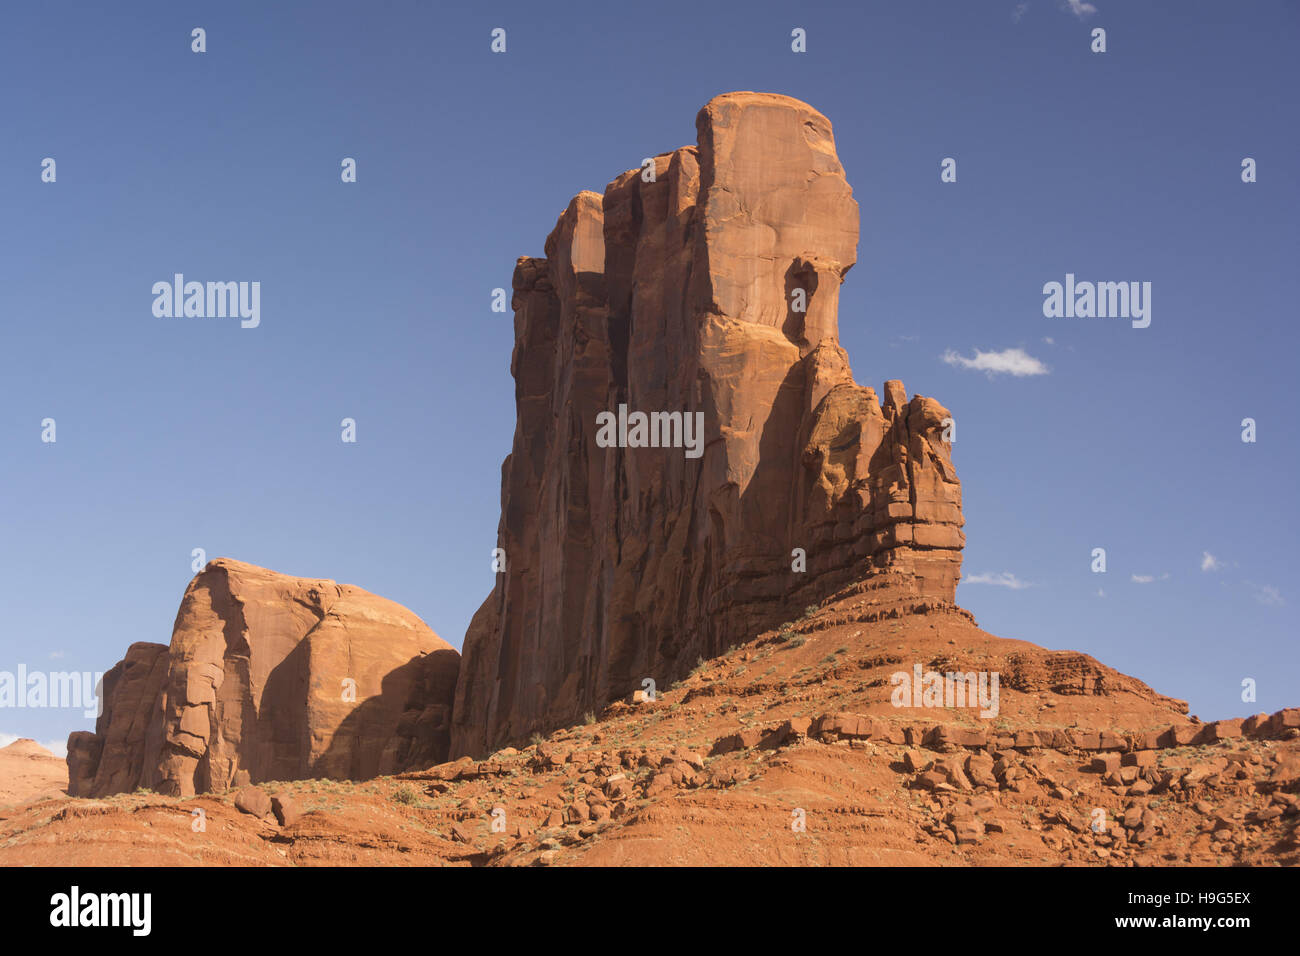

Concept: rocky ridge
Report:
left=8, top=597, right=1296, bottom=866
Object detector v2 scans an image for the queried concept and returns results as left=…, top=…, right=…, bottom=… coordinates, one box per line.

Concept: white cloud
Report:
left=1201, top=551, right=1223, bottom=572
left=965, top=571, right=1033, bottom=590
left=1017, top=1, right=1098, bottom=24
left=941, top=347, right=1049, bottom=378
left=1131, top=574, right=1155, bottom=584
left=1247, top=583, right=1285, bottom=607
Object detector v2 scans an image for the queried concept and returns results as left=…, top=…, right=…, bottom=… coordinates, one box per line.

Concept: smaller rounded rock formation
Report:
left=67, top=559, right=459, bottom=797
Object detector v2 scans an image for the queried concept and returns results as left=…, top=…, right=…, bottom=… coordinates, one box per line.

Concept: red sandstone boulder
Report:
left=271, top=792, right=301, bottom=827
left=234, top=786, right=273, bottom=819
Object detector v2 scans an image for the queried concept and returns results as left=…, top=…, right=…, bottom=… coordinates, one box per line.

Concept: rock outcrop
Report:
left=451, top=92, right=964, bottom=757
left=66, top=642, right=168, bottom=797
left=68, top=559, right=459, bottom=797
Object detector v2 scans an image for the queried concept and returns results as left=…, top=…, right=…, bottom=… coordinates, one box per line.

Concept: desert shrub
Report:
left=390, top=783, right=419, bottom=805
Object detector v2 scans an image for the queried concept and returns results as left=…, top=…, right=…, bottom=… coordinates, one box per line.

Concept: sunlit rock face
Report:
left=450, top=93, right=964, bottom=758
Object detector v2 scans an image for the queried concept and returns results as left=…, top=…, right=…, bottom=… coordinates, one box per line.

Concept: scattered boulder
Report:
left=1091, top=754, right=1121, bottom=775
left=271, top=793, right=301, bottom=828
left=903, top=750, right=933, bottom=774
left=234, top=786, right=272, bottom=819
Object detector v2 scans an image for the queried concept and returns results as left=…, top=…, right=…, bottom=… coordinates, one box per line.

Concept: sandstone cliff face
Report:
left=451, top=92, right=964, bottom=757
left=66, top=642, right=168, bottom=798
left=68, top=559, right=459, bottom=797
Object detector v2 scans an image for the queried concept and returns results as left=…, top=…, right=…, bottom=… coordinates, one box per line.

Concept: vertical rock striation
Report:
left=451, top=92, right=965, bottom=757
left=66, top=642, right=169, bottom=798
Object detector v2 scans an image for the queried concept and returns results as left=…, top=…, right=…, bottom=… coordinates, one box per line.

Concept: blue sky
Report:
left=1, top=1, right=1296, bottom=752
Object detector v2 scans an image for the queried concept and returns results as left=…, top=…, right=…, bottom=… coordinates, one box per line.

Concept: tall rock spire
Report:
left=451, top=93, right=965, bottom=757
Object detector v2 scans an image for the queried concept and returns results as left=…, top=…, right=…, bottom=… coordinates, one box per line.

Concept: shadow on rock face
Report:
left=311, top=647, right=460, bottom=781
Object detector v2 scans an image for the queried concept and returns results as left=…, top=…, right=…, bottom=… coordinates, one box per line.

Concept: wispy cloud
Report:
left=1200, top=551, right=1223, bottom=572
left=941, top=347, right=1049, bottom=378
left=965, top=571, right=1033, bottom=590
left=1246, top=583, right=1285, bottom=607
left=1016, top=1, right=1098, bottom=22
left=1131, top=572, right=1171, bottom=584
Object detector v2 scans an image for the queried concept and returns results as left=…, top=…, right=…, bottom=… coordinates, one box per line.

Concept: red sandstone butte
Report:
left=451, top=92, right=964, bottom=757
left=24, top=91, right=1294, bottom=872
left=67, top=559, right=459, bottom=797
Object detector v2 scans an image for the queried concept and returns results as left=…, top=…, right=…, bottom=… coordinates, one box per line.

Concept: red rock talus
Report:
left=68, top=559, right=459, bottom=796
left=451, top=92, right=964, bottom=757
